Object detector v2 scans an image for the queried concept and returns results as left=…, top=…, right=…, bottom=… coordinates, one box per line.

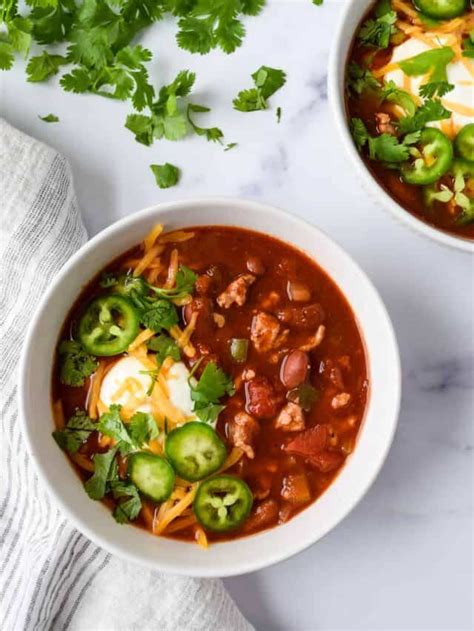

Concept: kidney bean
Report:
left=280, top=350, right=309, bottom=388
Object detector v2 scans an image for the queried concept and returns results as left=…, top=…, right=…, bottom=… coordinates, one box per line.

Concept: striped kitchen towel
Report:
left=0, top=118, right=252, bottom=631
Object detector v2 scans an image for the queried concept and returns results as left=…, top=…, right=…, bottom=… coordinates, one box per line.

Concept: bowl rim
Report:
left=327, top=0, right=474, bottom=255
left=18, top=196, right=402, bottom=576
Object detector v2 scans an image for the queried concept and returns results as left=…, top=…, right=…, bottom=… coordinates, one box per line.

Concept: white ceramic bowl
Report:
left=328, top=0, right=474, bottom=254
left=19, top=197, right=401, bottom=577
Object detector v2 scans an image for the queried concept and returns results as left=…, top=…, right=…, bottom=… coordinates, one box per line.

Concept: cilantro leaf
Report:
left=147, top=334, right=181, bottom=364
left=350, top=118, right=370, bottom=151
left=398, top=99, right=451, bottom=134
left=110, top=481, right=142, bottom=523
left=97, top=404, right=135, bottom=454
left=150, top=163, right=180, bottom=189
left=190, top=361, right=235, bottom=411
left=252, top=66, right=286, bottom=99
left=128, top=411, right=160, bottom=446
left=419, top=81, right=454, bottom=99
left=350, top=118, right=410, bottom=164
left=398, top=47, right=454, bottom=84
left=233, top=65, right=286, bottom=112
left=59, top=340, right=97, bottom=387
left=52, top=410, right=96, bottom=454
left=0, top=42, right=15, bottom=71
left=39, top=113, right=59, bottom=123
left=140, top=299, right=179, bottom=331
left=84, top=446, right=118, bottom=500
left=195, top=403, right=226, bottom=423
left=347, top=62, right=380, bottom=95
left=26, top=51, right=68, bottom=82
left=187, top=103, right=224, bottom=143
left=60, top=67, right=94, bottom=93
left=368, top=133, right=410, bottom=163
left=233, top=88, right=266, bottom=112
left=125, top=114, right=154, bottom=145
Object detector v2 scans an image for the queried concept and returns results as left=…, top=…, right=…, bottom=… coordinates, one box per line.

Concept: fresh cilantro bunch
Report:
left=357, top=0, right=398, bottom=49
left=233, top=65, right=286, bottom=112
left=190, top=361, right=235, bottom=423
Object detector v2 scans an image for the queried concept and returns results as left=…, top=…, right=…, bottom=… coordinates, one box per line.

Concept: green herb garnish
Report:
left=190, top=361, right=235, bottom=423
left=233, top=65, right=286, bottom=112
left=52, top=410, right=96, bottom=454
left=58, top=340, right=97, bottom=387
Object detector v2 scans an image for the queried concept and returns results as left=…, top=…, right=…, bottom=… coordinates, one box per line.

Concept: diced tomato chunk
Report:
left=308, top=451, right=344, bottom=473
left=284, top=424, right=327, bottom=456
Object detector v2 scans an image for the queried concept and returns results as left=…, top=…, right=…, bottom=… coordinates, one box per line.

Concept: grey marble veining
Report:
left=1, top=1, right=472, bottom=629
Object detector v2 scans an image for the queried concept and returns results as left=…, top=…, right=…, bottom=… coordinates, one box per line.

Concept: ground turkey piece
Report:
left=375, top=112, right=396, bottom=136
left=216, top=274, right=255, bottom=308
left=251, top=312, right=285, bottom=352
left=275, top=402, right=305, bottom=432
left=245, top=376, right=279, bottom=419
left=228, top=411, right=259, bottom=459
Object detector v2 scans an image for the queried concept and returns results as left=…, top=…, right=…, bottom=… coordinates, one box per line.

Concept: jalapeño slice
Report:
left=78, top=294, right=140, bottom=356
left=401, top=128, right=453, bottom=186
left=414, top=0, right=467, bottom=20
left=193, top=475, right=253, bottom=532
left=128, top=452, right=175, bottom=502
left=165, top=422, right=227, bottom=482
left=454, top=124, right=474, bottom=163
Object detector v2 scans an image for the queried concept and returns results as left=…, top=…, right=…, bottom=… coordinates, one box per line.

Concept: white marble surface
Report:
left=1, top=1, right=473, bottom=629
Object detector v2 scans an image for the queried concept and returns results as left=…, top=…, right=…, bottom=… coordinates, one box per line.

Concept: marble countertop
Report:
left=1, top=1, right=472, bottom=629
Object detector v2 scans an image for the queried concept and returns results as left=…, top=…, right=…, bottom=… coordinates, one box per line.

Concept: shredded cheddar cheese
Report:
left=128, top=328, right=155, bottom=352
left=133, top=243, right=165, bottom=277
left=158, top=230, right=195, bottom=244
left=164, top=514, right=197, bottom=534
left=195, top=526, right=208, bottom=549
left=164, top=248, right=179, bottom=289
left=153, top=486, right=197, bottom=535
left=143, top=223, right=164, bottom=253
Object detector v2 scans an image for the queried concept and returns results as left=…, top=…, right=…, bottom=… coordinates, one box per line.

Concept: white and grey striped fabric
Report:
left=0, top=119, right=253, bottom=631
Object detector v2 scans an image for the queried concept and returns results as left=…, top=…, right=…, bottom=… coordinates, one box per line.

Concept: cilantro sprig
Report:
left=357, top=0, right=398, bottom=49
left=150, top=163, right=180, bottom=189
left=233, top=65, right=286, bottom=112
left=52, top=410, right=96, bottom=454
left=189, top=361, right=235, bottom=423
left=58, top=340, right=98, bottom=387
